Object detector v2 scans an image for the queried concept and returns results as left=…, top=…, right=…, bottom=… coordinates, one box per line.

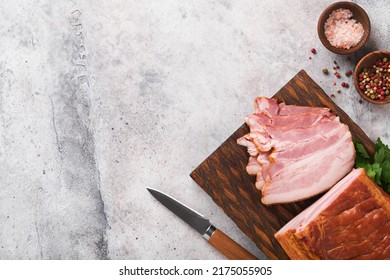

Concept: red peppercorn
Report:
left=345, top=70, right=352, bottom=77
left=341, top=82, right=349, bottom=88
left=330, top=94, right=336, bottom=98
left=311, top=48, right=316, bottom=54
left=360, top=84, right=365, bottom=90
left=335, top=72, right=341, bottom=78
left=309, top=56, right=312, bottom=60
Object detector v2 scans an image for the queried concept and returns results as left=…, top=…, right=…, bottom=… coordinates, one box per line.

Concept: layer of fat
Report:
left=275, top=168, right=363, bottom=236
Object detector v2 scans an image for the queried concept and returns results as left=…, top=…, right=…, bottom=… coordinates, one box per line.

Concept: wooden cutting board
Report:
left=190, top=70, right=375, bottom=259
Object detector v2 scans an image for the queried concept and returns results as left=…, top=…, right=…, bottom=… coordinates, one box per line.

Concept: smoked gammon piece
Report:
left=275, top=168, right=390, bottom=260
left=237, top=96, right=355, bottom=204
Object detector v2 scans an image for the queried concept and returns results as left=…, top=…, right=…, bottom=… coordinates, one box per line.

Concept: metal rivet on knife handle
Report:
left=202, top=225, right=216, bottom=240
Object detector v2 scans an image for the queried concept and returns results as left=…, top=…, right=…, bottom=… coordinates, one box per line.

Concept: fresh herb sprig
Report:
left=353, top=138, right=390, bottom=194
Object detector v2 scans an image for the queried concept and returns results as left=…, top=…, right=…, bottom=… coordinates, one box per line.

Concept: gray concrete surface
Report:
left=0, top=0, right=389, bottom=259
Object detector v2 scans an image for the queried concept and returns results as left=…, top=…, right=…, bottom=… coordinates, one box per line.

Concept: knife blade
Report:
left=147, top=187, right=257, bottom=260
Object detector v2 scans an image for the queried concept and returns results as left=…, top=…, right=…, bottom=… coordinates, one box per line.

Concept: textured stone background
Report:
left=0, top=0, right=389, bottom=259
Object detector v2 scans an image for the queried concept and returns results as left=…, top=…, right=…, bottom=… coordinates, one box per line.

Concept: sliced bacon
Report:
left=254, top=97, right=279, bottom=116
left=246, top=111, right=335, bottom=133
left=246, top=156, right=261, bottom=175
left=248, top=118, right=343, bottom=152
left=237, top=135, right=258, bottom=156
left=278, top=102, right=331, bottom=116
left=237, top=97, right=355, bottom=204
left=255, top=152, right=270, bottom=190
left=261, top=132, right=355, bottom=204
left=268, top=122, right=350, bottom=163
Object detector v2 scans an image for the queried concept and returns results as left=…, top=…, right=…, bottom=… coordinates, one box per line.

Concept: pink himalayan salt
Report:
left=324, top=8, right=364, bottom=49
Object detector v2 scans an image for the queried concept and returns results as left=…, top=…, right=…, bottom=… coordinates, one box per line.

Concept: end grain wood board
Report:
left=190, top=70, right=375, bottom=259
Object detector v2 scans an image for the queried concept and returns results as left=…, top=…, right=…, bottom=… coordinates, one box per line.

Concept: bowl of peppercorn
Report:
left=354, top=50, right=390, bottom=104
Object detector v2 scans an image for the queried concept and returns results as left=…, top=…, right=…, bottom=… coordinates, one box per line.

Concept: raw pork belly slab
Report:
left=275, top=168, right=390, bottom=259
left=237, top=97, right=355, bottom=204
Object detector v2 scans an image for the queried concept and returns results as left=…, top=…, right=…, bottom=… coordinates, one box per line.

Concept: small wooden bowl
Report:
left=353, top=50, right=390, bottom=105
left=317, top=2, right=370, bottom=55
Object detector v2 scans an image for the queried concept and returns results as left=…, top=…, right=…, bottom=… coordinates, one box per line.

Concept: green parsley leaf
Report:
left=354, top=138, right=390, bottom=195
left=375, top=137, right=386, bottom=151
left=374, top=147, right=386, bottom=164
left=354, top=140, right=370, bottom=159
left=353, top=139, right=371, bottom=168
left=372, top=163, right=382, bottom=185
left=362, top=164, right=377, bottom=181
left=375, top=138, right=390, bottom=162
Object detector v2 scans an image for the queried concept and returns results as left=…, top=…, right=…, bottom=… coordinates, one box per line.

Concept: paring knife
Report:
left=147, top=188, right=257, bottom=260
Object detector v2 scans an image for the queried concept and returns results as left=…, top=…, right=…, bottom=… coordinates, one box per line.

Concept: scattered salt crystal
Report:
left=324, top=8, right=364, bottom=49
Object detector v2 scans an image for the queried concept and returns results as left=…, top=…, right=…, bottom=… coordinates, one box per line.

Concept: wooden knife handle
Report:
left=208, top=229, right=257, bottom=260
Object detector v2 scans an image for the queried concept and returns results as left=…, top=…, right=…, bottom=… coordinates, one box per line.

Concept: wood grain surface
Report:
left=190, top=70, right=375, bottom=259
left=208, top=229, right=258, bottom=260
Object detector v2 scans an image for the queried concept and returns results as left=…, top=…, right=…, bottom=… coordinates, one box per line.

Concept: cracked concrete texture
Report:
left=1, top=1, right=107, bottom=259
left=1, top=0, right=389, bottom=259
